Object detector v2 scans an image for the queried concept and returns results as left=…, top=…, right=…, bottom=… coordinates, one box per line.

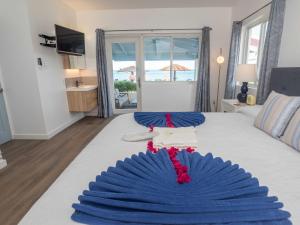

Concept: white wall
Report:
left=77, top=7, right=232, bottom=111
left=0, top=0, right=47, bottom=137
left=278, top=0, right=300, bottom=67
left=232, top=0, right=270, bottom=21
left=0, top=0, right=83, bottom=139
left=27, top=0, right=83, bottom=137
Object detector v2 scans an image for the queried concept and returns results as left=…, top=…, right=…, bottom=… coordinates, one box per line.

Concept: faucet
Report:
left=75, top=80, right=81, bottom=87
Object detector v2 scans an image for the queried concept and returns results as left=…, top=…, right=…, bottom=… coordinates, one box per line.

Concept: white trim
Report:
left=12, top=114, right=84, bottom=140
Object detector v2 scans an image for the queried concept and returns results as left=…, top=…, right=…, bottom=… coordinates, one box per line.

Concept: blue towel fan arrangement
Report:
left=134, top=112, right=205, bottom=128
left=72, top=150, right=291, bottom=225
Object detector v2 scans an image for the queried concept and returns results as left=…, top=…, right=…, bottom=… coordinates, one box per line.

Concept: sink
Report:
left=67, top=85, right=98, bottom=92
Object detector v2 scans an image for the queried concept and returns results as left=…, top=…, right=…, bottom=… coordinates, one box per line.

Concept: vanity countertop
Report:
left=66, top=85, right=98, bottom=92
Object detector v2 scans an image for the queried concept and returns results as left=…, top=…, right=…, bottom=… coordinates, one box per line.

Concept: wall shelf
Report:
left=39, top=34, right=56, bottom=48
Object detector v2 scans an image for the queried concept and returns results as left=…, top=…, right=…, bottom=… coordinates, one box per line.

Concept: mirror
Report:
left=62, top=54, right=86, bottom=69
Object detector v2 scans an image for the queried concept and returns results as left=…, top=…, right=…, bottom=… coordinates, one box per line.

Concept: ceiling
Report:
left=62, top=0, right=239, bottom=11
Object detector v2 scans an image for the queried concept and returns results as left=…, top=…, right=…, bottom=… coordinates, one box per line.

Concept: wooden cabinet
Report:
left=67, top=89, right=97, bottom=112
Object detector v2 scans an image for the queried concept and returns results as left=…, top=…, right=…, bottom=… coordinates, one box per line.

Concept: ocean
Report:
left=113, top=70, right=196, bottom=82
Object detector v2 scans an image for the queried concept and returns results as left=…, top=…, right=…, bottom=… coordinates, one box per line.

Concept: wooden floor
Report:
left=0, top=116, right=113, bottom=225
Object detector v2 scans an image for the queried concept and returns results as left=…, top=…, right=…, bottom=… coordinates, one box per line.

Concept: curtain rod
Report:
left=104, top=28, right=212, bottom=32
left=240, top=1, right=272, bottom=22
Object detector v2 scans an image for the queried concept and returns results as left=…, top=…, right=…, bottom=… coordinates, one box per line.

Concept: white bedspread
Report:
left=18, top=113, right=300, bottom=225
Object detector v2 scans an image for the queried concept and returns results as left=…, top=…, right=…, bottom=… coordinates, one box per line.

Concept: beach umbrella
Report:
left=161, top=64, right=191, bottom=81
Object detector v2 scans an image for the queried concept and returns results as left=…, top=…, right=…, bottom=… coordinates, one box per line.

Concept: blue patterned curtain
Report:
left=96, top=29, right=113, bottom=118
left=257, top=0, right=286, bottom=104
left=224, top=21, right=243, bottom=99
left=195, top=27, right=211, bottom=112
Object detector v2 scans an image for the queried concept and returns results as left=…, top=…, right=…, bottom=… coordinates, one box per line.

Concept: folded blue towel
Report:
left=134, top=112, right=205, bottom=127
left=72, top=150, right=291, bottom=225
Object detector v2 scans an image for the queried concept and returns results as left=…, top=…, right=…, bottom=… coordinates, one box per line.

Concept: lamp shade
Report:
left=236, top=64, right=257, bottom=82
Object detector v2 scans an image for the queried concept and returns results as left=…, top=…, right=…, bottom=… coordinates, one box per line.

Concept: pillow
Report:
left=254, top=91, right=300, bottom=138
left=281, top=109, right=300, bottom=151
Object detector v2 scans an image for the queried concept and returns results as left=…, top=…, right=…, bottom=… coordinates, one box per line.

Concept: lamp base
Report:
left=237, top=82, right=248, bottom=103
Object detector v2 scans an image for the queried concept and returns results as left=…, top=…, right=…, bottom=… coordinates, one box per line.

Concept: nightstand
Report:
left=221, top=99, right=247, bottom=112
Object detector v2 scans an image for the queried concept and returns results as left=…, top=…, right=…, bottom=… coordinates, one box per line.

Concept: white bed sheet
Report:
left=18, top=113, right=300, bottom=225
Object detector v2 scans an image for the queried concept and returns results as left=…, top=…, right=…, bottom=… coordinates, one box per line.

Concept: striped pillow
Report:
left=281, top=109, right=300, bottom=151
left=254, top=91, right=300, bottom=138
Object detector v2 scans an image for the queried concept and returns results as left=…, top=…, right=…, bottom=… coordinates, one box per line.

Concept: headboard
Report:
left=270, top=67, right=300, bottom=96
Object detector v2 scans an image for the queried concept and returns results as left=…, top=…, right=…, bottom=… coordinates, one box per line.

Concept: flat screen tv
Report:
left=55, top=24, right=85, bottom=55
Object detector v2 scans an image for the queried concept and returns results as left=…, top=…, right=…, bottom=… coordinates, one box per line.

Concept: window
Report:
left=143, top=36, right=200, bottom=82
left=241, top=21, right=268, bottom=84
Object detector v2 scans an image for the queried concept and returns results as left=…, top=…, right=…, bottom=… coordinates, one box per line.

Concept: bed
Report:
left=18, top=68, right=300, bottom=225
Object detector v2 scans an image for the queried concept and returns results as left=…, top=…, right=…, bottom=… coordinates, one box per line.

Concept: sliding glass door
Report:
left=106, top=38, right=141, bottom=114
left=106, top=34, right=200, bottom=113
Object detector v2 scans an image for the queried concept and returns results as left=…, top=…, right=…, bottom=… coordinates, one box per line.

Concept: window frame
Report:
left=242, top=21, right=268, bottom=66
left=239, top=10, right=269, bottom=87
left=141, top=33, right=201, bottom=83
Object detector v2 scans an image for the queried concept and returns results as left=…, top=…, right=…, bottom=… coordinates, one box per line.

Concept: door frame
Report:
left=106, top=36, right=142, bottom=114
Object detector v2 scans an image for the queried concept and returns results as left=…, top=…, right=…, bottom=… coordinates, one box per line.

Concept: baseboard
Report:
left=13, top=114, right=84, bottom=140
left=46, top=114, right=84, bottom=139
left=13, top=133, right=50, bottom=139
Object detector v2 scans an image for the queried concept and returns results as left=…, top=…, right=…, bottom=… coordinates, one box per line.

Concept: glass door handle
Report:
left=137, top=78, right=141, bottom=88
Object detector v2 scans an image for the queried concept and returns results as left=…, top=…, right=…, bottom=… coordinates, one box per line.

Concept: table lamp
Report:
left=236, top=64, right=256, bottom=103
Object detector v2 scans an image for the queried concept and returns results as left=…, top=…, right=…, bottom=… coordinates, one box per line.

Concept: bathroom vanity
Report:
left=66, top=85, right=98, bottom=112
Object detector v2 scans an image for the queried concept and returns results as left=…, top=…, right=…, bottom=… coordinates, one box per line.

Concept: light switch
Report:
left=37, top=58, right=43, bottom=66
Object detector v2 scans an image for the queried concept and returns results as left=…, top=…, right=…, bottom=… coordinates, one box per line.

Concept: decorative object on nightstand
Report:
left=215, top=48, right=225, bottom=112
left=247, top=95, right=256, bottom=105
left=236, top=64, right=256, bottom=103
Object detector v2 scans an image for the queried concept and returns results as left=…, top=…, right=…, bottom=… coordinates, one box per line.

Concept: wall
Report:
left=232, top=0, right=270, bottom=21
left=77, top=7, right=232, bottom=111
left=0, top=0, right=83, bottom=139
left=0, top=0, right=47, bottom=137
left=27, top=0, right=84, bottom=137
left=278, top=0, right=300, bottom=67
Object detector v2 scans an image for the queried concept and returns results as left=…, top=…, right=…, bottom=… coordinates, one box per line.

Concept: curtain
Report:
left=256, top=0, right=286, bottom=104
left=224, top=21, right=243, bottom=99
left=195, top=27, right=211, bottom=112
left=96, top=29, right=113, bottom=118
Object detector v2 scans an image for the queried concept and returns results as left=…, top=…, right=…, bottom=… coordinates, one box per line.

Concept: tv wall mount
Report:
left=39, top=34, right=56, bottom=48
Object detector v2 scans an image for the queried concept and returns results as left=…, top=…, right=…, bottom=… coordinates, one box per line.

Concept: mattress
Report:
left=18, top=113, right=300, bottom=225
